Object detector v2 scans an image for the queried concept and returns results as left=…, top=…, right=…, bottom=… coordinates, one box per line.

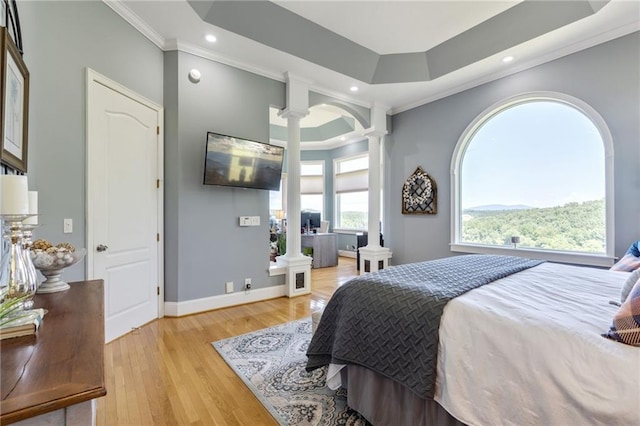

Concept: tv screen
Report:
left=203, top=132, right=284, bottom=191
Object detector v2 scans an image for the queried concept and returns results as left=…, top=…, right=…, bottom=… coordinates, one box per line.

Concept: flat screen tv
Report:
left=203, top=132, right=284, bottom=191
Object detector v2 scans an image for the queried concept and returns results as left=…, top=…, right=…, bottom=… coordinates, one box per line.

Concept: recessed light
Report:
left=349, top=86, right=359, bottom=92
left=502, top=55, right=514, bottom=63
left=340, top=136, right=347, bottom=141
left=205, top=34, right=217, bottom=43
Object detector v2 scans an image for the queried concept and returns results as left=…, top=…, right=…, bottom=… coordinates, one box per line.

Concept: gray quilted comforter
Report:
left=306, top=254, right=543, bottom=399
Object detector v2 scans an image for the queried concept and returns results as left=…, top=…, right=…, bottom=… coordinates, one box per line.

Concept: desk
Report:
left=301, top=233, right=338, bottom=268
left=0, top=280, right=106, bottom=425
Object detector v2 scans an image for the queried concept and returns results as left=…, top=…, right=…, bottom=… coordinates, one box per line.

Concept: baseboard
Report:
left=164, top=284, right=287, bottom=317
left=339, top=250, right=357, bottom=258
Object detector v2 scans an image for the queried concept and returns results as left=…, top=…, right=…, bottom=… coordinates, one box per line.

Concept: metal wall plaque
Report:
left=402, top=166, right=437, bottom=215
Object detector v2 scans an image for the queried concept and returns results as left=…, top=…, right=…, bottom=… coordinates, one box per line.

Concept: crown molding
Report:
left=166, top=39, right=289, bottom=84
left=271, top=131, right=367, bottom=151
left=392, top=20, right=640, bottom=114
left=103, top=1, right=373, bottom=112
left=102, top=0, right=165, bottom=49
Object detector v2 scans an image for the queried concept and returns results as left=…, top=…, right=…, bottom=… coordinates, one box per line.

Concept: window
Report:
left=452, top=93, right=613, bottom=266
left=300, top=161, right=324, bottom=215
left=335, top=154, right=369, bottom=230
left=269, top=173, right=287, bottom=230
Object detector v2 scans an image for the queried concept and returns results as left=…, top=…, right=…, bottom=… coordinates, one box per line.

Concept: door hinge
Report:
left=157, top=233, right=160, bottom=242
left=157, top=126, right=160, bottom=135
left=157, top=286, right=160, bottom=295
left=156, top=179, right=160, bottom=188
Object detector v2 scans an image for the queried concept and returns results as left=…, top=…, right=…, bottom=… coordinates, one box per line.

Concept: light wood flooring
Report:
left=96, top=257, right=358, bottom=426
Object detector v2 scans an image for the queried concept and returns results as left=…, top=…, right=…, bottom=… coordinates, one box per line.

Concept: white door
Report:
left=87, top=69, right=163, bottom=343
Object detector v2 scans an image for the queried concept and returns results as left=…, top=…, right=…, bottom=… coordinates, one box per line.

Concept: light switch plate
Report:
left=63, top=218, right=73, bottom=233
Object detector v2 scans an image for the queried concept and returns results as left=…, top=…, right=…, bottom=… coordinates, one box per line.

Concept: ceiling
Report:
left=109, top=0, right=639, bottom=147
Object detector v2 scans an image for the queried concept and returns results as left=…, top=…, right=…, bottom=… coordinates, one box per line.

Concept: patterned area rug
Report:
left=212, top=318, right=371, bottom=425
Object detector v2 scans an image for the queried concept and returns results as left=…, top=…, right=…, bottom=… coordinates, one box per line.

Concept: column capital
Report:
left=363, top=127, right=387, bottom=138
left=283, top=71, right=310, bottom=115
left=278, top=107, right=308, bottom=120
left=283, top=71, right=313, bottom=86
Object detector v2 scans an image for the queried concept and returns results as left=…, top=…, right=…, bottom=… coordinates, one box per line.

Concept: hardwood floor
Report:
left=96, top=257, right=357, bottom=425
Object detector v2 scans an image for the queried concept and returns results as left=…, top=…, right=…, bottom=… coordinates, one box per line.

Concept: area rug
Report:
left=212, top=318, right=371, bottom=425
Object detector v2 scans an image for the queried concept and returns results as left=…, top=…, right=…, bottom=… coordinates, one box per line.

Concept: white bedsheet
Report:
left=435, top=262, right=640, bottom=426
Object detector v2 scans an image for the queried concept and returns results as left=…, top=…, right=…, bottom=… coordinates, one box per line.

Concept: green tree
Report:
left=461, top=199, right=605, bottom=253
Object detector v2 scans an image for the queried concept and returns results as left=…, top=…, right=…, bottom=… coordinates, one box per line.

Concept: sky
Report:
left=461, top=101, right=605, bottom=209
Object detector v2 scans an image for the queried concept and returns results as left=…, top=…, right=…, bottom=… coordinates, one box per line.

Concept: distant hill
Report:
left=462, top=199, right=605, bottom=253
left=465, top=204, right=531, bottom=211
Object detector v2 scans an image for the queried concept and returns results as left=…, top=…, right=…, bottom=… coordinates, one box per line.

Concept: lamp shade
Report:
left=0, top=175, right=29, bottom=215
left=23, top=191, right=38, bottom=225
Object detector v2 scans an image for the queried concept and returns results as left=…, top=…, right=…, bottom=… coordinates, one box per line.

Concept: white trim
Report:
left=334, top=151, right=370, bottom=168
left=102, top=0, right=164, bottom=49
left=269, top=263, right=286, bottom=276
left=166, top=39, right=287, bottom=84
left=391, top=21, right=640, bottom=115
left=338, top=250, right=357, bottom=258
left=156, top=112, right=165, bottom=317
left=103, top=2, right=372, bottom=113
left=103, top=1, right=638, bottom=116
left=450, top=91, right=614, bottom=261
left=332, top=228, right=364, bottom=234
left=270, top=132, right=368, bottom=151
left=450, top=244, right=616, bottom=268
left=164, top=285, right=286, bottom=317
left=86, top=68, right=165, bottom=318
left=165, top=40, right=372, bottom=109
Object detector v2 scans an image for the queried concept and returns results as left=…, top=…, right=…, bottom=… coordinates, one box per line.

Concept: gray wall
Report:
left=19, top=1, right=164, bottom=282
left=386, top=32, right=640, bottom=265
left=165, top=51, right=286, bottom=302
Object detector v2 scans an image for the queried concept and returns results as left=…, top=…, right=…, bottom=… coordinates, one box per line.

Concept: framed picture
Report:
left=0, top=26, right=28, bottom=172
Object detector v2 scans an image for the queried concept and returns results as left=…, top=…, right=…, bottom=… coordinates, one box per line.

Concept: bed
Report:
left=306, top=254, right=640, bottom=426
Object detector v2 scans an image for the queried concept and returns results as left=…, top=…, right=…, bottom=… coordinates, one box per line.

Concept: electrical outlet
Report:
left=244, top=278, right=251, bottom=290
left=225, top=281, right=234, bottom=293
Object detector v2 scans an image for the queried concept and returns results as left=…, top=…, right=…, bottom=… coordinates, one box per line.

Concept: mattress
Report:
left=434, top=262, right=639, bottom=426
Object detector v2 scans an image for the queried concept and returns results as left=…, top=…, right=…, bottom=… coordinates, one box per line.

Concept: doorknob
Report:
left=96, top=244, right=108, bottom=252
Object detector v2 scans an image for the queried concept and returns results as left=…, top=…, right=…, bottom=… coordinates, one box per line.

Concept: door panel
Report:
left=88, top=73, right=161, bottom=342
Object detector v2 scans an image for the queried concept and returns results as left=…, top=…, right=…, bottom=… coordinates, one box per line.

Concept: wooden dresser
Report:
left=0, top=280, right=106, bottom=425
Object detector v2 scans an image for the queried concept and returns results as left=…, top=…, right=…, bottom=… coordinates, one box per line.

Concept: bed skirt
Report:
left=344, top=365, right=467, bottom=426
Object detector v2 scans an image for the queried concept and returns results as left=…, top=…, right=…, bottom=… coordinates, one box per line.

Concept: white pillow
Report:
left=621, top=268, right=640, bottom=303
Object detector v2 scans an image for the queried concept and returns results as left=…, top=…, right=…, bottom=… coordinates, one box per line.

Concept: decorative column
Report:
left=277, top=73, right=312, bottom=297
left=280, top=109, right=305, bottom=258
left=359, top=103, right=392, bottom=273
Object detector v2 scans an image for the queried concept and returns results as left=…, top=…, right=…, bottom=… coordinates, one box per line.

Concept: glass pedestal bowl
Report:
left=32, top=248, right=86, bottom=293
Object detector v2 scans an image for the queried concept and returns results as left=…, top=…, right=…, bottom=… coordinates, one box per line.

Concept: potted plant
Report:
left=277, top=233, right=286, bottom=256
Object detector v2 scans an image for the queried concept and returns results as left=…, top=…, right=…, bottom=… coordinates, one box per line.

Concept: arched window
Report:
left=451, top=93, right=614, bottom=266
